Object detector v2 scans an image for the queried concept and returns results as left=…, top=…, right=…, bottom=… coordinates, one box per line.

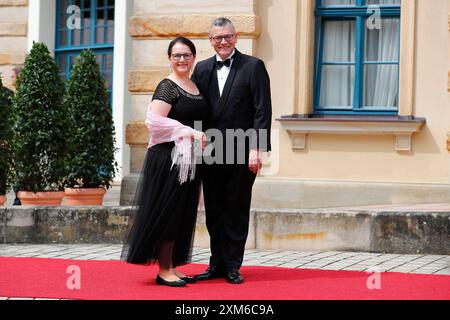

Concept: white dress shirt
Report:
left=216, top=49, right=235, bottom=97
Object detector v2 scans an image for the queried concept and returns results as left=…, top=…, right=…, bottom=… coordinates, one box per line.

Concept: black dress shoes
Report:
left=226, top=268, right=244, bottom=284
left=156, top=275, right=186, bottom=287
left=180, top=276, right=197, bottom=283
left=194, top=265, right=225, bottom=281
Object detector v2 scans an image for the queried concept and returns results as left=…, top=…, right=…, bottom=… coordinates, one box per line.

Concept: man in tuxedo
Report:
left=191, top=17, right=272, bottom=284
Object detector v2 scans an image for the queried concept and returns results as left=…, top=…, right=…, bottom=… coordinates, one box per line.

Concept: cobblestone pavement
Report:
left=1, top=244, right=449, bottom=300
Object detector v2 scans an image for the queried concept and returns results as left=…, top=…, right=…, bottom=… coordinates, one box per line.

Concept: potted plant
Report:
left=0, top=74, right=13, bottom=206
left=63, top=49, right=117, bottom=205
left=12, top=42, right=68, bottom=205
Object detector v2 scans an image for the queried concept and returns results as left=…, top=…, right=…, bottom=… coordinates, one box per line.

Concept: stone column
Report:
left=0, top=0, right=28, bottom=90
left=120, top=0, right=261, bottom=204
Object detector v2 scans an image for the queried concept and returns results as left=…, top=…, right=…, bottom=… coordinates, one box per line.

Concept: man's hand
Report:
left=248, top=149, right=262, bottom=174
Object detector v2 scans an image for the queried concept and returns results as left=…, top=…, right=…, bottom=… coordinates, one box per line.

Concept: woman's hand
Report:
left=191, top=130, right=207, bottom=150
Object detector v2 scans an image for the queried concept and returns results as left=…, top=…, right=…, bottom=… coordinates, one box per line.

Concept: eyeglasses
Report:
left=210, top=34, right=236, bottom=43
left=171, top=53, right=193, bottom=61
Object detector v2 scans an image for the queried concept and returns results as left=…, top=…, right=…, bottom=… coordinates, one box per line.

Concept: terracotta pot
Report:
left=64, top=187, right=106, bottom=206
left=0, top=195, right=6, bottom=206
left=18, top=191, right=65, bottom=206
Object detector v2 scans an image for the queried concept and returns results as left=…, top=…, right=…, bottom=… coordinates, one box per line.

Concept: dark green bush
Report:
left=0, top=75, right=13, bottom=195
left=64, top=49, right=117, bottom=189
left=12, top=42, right=68, bottom=192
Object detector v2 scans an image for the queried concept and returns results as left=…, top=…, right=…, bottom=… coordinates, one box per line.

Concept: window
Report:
left=55, top=0, right=114, bottom=106
left=314, top=0, right=401, bottom=115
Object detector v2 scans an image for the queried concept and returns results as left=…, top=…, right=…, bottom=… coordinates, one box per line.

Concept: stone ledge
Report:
left=129, top=14, right=260, bottom=39
left=2, top=207, right=133, bottom=244
left=277, top=115, right=426, bottom=152
left=0, top=23, right=27, bottom=37
left=0, top=53, right=11, bottom=65
left=0, top=0, right=27, bottom=6
left=1, top=206, right=449, bottom=254
left=0, top=51, right=25, bottom=65
left=125, top=121, right=149, bottom=146
left=128, top=68, right=167, bottom=93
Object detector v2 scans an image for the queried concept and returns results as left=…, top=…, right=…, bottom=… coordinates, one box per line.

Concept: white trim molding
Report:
left=111, top=0, right=133, bottom=183
left=277, top=116, right=426, bottom=152
left=398, top=0, right=416, bottom=116
left=27, top=0, right=56, bottom=52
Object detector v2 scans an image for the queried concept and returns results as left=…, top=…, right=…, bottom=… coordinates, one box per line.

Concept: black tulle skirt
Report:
left=120, top=142, right=202, bottom=267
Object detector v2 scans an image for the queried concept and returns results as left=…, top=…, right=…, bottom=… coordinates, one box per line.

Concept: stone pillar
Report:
left=0, top=0, right=28, bottom=90
left=120, top=0, right=261, bottom=205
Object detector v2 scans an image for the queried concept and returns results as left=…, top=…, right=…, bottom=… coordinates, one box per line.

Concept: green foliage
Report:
left=64, top=49, right=117, bottom=189
left=12, top=42, right=68, bottom=192
left=0, top=75, right=14, bottom=195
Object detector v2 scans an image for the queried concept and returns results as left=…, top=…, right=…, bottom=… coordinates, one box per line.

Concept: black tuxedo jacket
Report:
left=191, top=49, right=272, bottom=152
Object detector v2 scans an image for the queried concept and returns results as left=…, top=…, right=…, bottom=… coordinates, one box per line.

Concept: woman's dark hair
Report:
left=167, top=37, right=196, bottom=57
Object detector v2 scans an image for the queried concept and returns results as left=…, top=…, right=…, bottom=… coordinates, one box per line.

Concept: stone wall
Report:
left=2, top=206, right=450, bottom=255
left=0, top=0, right=27, bottom=90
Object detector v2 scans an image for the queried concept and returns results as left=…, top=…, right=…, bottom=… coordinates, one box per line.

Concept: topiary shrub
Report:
left=64, top=49, right=117, bottom=189
left=12, top=42, right=68, bottom=192
left=0, top=74, right=13, bottom=196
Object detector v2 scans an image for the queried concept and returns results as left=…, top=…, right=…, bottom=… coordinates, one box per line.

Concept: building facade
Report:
left=1, top=0, right=450, bottom=209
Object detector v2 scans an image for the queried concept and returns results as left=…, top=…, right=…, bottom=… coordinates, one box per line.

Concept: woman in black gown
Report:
left=121, top=37, right=209, bottom=287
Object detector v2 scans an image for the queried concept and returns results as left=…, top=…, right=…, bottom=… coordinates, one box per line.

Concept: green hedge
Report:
left=12, top=42, right=68, bottom=192
left=0, top=75, right=13, bottom=195
left=64, top=49, right=117, bottom=189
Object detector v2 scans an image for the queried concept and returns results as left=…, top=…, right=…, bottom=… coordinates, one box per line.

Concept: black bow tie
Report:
left=216, top=58, right=232, bottom=70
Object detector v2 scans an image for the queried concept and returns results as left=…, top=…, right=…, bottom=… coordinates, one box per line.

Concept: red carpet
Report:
left=0, top=257, right=449, bottom=300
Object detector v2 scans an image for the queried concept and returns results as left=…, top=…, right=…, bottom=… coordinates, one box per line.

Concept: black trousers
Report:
left=202, top=163, right=257, bottom=269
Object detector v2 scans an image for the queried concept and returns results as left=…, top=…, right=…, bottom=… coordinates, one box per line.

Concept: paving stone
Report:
left=388, top=267, right=418, bottom=273
left=428, top=263, right=450, bottom=269
left=260, top=262, right=284, bottom=266
left=315, top=257, right=344, bottom=262
left=320, top=265, right=344, bottom=270
left=322, top=263, right=358, bottom=270
left=412, top=267, right=445, bottom=272
left=340, top=258, right=369, bottom=263
left=341, top=267, right=368, bottom=271
left=409, top=270, right=440, bottom=275
left=302, top=263, right=333, bottom=268
left=277, top=262, right=303, bottom=268
left=434, top=269, right=450, bottom=275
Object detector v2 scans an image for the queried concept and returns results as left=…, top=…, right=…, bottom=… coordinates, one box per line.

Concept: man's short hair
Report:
left=209, top=17, right=235, bottom=34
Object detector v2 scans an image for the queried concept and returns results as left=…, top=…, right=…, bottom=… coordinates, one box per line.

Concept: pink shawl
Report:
left=145, top=108, right=196, bottom=184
